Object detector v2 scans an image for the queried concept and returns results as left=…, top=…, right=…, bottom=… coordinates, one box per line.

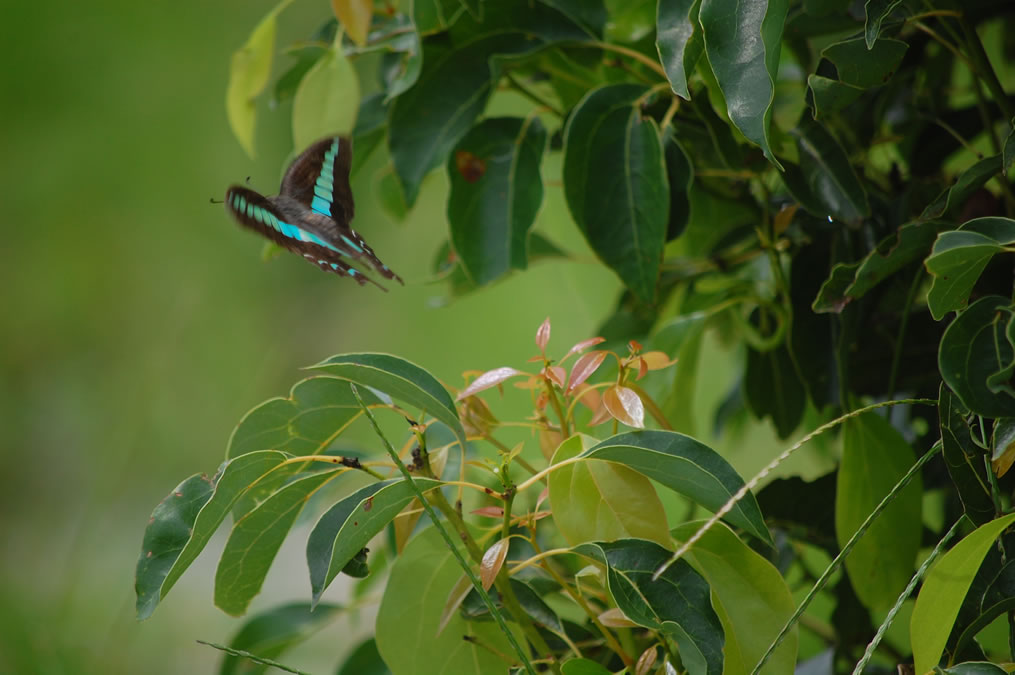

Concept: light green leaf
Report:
left=926, top=217, right=1015, bottom=320
left=656, top=0, right=702, bottom=100
left=911, top=513, right=1015, bottom=674
left=548, top=435, right=672, bottom=548
left=561, top=659, right=612, bottom=675
left=835, top=412, right=922, bottom=610
left=221, top=602, right=343, bottom=675
left=292, top=32, right=361, bottom=151
left=332, top=0, right=373, bottom=47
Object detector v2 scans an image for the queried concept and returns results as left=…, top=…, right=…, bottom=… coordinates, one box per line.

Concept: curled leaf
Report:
left=603, top=386, right=646, bottom=428
left=567, top=351, right=608, bottom=394
left=480, top=538, right=510, bottom=591
left=536, top=317, right=551, bottom=353
left=457, top=367, right=526, bottom=400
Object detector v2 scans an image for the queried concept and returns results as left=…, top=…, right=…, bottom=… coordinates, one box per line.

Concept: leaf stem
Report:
left=197, top=641, right=311, bottom=675
left=516, top=455, right=584, bottom=493
left=580, top=41, right=668, bottom=79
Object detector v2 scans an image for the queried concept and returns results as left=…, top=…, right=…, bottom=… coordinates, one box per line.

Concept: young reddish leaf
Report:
left=437, top=574, right=475, bottom=636
left=636, top=356, right=649, bottom=380
left=480, top=538, right=510, bottom=591
left=598, top=608, right=639, bottom=628
left=535, top=391, right=549, bottom=410
left=635, top=646, right=658, bottom=675
left=471, top=506, right=505, bottom=518
left=603, top=385, right=645, bottom=428
left=535, top=486, right=549, bottom=511
left=567, top=350, right=608, bottom=394
left=457, top=367, right=526, bottom=400
left=513, top=375, right=542, bottom=390
left=460, top=395, right=499, bottom=436
left=575, top=385, right=601, bottom=411
left=562, top=337, right=606, bottom=363
left=640, top=351, right=677, bottom=370
left=628, top=339, right=643, bottom=352
left=393, top=499, right=423, bottom=553
left=588, top=397, right=613, bottom=426
left=544, top=365, right=566, bottom=389
left=514, top=511, right=551, bottom=526
left=535, top=317, right=551, bottom=353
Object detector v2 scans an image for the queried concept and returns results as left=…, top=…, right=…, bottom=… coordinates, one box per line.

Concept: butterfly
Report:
left=224, top=136, right=403, bottom=290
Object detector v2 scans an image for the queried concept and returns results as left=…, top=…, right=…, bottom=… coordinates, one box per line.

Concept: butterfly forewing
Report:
left=280, top=136, right=355, bottom=225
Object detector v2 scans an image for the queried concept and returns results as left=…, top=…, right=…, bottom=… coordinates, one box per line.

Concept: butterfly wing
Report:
left=279, top=136, right=355, bottom=225
left=224, top=186, right=385, bottom=289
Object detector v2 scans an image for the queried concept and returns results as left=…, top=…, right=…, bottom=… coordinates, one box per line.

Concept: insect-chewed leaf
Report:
left=457, top=367, right=526, bottom=400
left=480, top=538, right=509, bottom=591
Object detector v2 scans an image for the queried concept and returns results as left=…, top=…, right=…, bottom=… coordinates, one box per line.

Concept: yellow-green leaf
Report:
left=331, top=0, right=373, bottom=46
left=292, top=32, right=361, bottom=151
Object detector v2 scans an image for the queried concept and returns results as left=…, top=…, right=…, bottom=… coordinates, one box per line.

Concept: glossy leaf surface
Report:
left=926, top=217, right=1015, bottom=320
left=656, top=0, right=701, bottom=100
left=938, top=296, right=1015, bottom=418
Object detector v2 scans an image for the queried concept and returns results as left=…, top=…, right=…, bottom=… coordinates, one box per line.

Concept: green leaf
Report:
left=311, top=353, right=467, bottom=451
left=939, top=386, right=994, bottom=526
left=337, top=638, right=390, bottom=675
left=671, top=521, right=798, bottom=675
left=653, top=311, right=707, bottom=435
left=699, top=0, right=789, bottom=169
left=821, top=36, right=908, bottom=88
left=952, top=560, right=1015, bottom=660
left=447, top=117, right=547, bottom=286
left=292, top=32, right=360, bottom=151
left=307, top=478, right=441, bottom=606
left=656, top=0, right=702, bottom=100
left=573, top=539, right=724, bottom=675
left=1003, top=121, right=1015, bottom=177
left=911, top=513, right=1015, bottom=674
left=541, top=0, right=607, bottom=36
left=548, top=434, right=672, bottom=548
left=376, top=526, right=521, bottom=674
left=332, top=0, right=373, bottom=47
left=807, top=75, right=863, bottom=119
left=580, top=430, right=773, bottom=546
left=604, top=0, right=655, bottom=43
left=561, top=659, right=612, bottom=675
left=835, top=412, right=922, bottom=610
left=220, top=602, right=342, bottom=675
left=135, top=451, right=289, bottom=620
left=744, top=343, right=806, bottom=439
left=940, top=296, right=1015, bottom=417
left=562, top=83, right=669, bottom=303
left=788, top=115, right=869, bottom=225
left=940, top=664, right=1010, bottom=675
left=926, top=217, right=1015, bottom=320
left=864, top=0, right=904, bottom=49
left=413, top=0, right=465, bottom=35
left=272, top=44, right=329, bottom=107
left=228, top=377, right=381, bottom=459
left=663, top=133, right=694, bottom=241
left=921, top=155, right=1003, bottom=220
left=226, top=0, right=294, bottom=157
left=215, top=470, right=341, bottom=616
left=460, top=578, right=564, bottom=633
left=348, top=13, right=421, bottom=102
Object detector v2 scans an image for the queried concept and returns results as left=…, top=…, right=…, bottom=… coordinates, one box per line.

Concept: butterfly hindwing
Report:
left=280, top=136, right=355, bottom=225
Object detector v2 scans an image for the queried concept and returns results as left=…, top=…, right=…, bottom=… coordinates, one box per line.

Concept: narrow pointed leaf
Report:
left=221, top=602, right=343, bottom=675
left=939, top=296, right=1015, bottom=418
left=656, top=0, right=702, bottom=100
left=307, top=478, right=441, bottom=605
left=457, top=367, right=526, bottom=400
left=579, top=430, right=773, bottom=545
left=311, top=353, right=466, bottom=451
left=567, top=351, right=608, bottom=393
left=215, top=470, right=341, bottom=616
left=789, top=116, right=869, bottom=224
left=926, top=217, right=1015, bottom=319
left=292, top=33, right=360, bottom=150
left=1004, top=122, right=1015, bottom=176
left=480, top=539, right=510, bottom=591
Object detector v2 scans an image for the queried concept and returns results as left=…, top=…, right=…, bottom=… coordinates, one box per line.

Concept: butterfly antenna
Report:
left=209, top=197, right=224, bottom=204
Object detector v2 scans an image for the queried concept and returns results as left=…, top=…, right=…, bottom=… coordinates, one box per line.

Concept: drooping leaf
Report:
left=788, top=115, right=869, bottom=225
left=911, top=513, right=1015, bottom=674
left=215, top=470, right=342, bottom=616
left=580, top=430, right=773, bottom=545
left=336, top=638, right=391, bottom=675
left=447, top=117, right=548, bottom=285
left=835, top=412, right=922, bottom=610
left=699, top=0, right=789, bottom=168
left=656, top=0, right=702, bottom=100
left=806, top=75, right=863, bottom=119
left=307, top=478, right=442, bottom=606
left=292, top=32, right=360, bottom=150
left=920, top=155, right=1003, bottom=220
left=562, top=83, right=669, bottom=303
left=939, top=386, right=994, bottom=526
left=573, top=539, right=725, bottom=675
left=602, top=385, right=646, bottom=428
left=744, top=343, right=806, bottom=439
left=548, top=434, right=672, bottom=548
left=135, top=451, right=289, bottom=620
left=864, top=0, right=904, bottom=49
left=311, top=353, right=467, bottom=451
left=220, top=602, right=343, bottom=675
left=672, top=521, right=798, bottom=675
left=939, top=296, right=1015, bottom=418
left=926, top=217, right=1015, bottom=320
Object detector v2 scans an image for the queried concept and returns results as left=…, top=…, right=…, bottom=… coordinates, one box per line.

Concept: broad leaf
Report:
left=911, top=513, right=1015, bottom=674
left=215, top=470, right=341, bottom=616
left=926, top=217, right=1015, bottom=320
left=835, top=412, right=922, bottom=610
left=699, top=0, right=789, bottom=168
left=447, top=117, right=547, bottom=285
left=580, top=430, right=773, bottom=545
left=663, top=133, right=694, bottom=241
left=939, top=296, right=1015, bottom=418
left=562, top=83, right=669, bottom=303
left=413, top=0, right=465, bottom=35
left=788, top=115, right=869, bottom=225
left=744, top=343, right=806, bottom=439
left=307, top=478, right=441, bottom=605
left=656, top=0, right=702, bottom=100
left=548, top=435, right=672, bottom=548
left=135, top=451, right=289, bottom=619
left=292, top=32, right=360, bottom=150
left=821, top=36, right=907, bottom=88
left=573, top=539, right=724, bottom=675
left=672, top=521, right=798, bottom=675
left=864, top=0, right=904, bottom=49
left=561, top=659, right=612, bottom=675
left=939, top=386, right=994, bottom=526
left=311, top=353, right=467, bottom=451
left=459, top=577, right=565, bottom=633
left=221, top=602, right=342, bottom=675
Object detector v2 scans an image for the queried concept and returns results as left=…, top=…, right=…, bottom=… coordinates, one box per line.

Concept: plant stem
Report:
left=197, top=641, right=312, bottom=675
left=351, top=386, right=539, bottom=675
left=751, top=439, right=942, bottom=675
left=576, top=41, right=669, bottom=79
left=516, top=456, right=583, bottom=492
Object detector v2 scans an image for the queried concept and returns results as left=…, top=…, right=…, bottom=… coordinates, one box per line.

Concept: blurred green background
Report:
left=0, top=1, right=623, bottom=672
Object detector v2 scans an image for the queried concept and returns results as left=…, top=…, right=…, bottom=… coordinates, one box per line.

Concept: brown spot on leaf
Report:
left=363, top=497, right=374, bottom=512
left=455, top=150, right=486, bottom=182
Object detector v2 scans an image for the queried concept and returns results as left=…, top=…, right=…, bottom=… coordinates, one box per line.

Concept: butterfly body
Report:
left=225, top=137, right=402, bottom=289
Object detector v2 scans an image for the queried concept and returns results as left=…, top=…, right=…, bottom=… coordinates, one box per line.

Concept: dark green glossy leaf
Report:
left=220, top=602, right=342, bottom=675
left=656, top=0, right=702, bottom=100
left=581, top=430, right=773, bottom=545
left=699, top=0, right=788, bottom=168
left=215, top=470, right=341, bottom=616
left=939, top=296, right=1015, bottom=418
left=836, top=412, right=922, bottom=610
left=307, top=478, right=441, bottom=606
left=807, top=75, right=863, bottom=119
left=789, top=116, right=869, bottom=225
left=745, top=343, right=806, bottom=439
left=663, top=133, right=693, bottom=241
left=822, top=36, right=907, bottom=88
left=573, top=539, right=724, bottom=675
left=953, top=561, right=1015, bottom=660
left=921, top=155, right=1003, bottom=220
left=337, top=638, right=390, bottom=675
left=939, top=386, right=994, bottom=526
left=351, top=93, right=388, bottom=176
left=864, top=0, right=904, bottom=49
left=926, top=217, right=1015, bottom=320
left=940, top=664, right=1009, bottom=675
left=811, top=262, right=859, bottom=314
left=228, top=377, right=381, bottom=459
left=447, top=117, right=547, bottom=285
left=540, top=0, right=607, bottom=36
left=460, top=578, right=564, bottom=633
left=311, top=353, right=466, bottom=451
left=135, top=451, right=289, bottom=620
left=355, top=13, right=421, bottom=101
left=562, top=83, right=669, bottom=303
